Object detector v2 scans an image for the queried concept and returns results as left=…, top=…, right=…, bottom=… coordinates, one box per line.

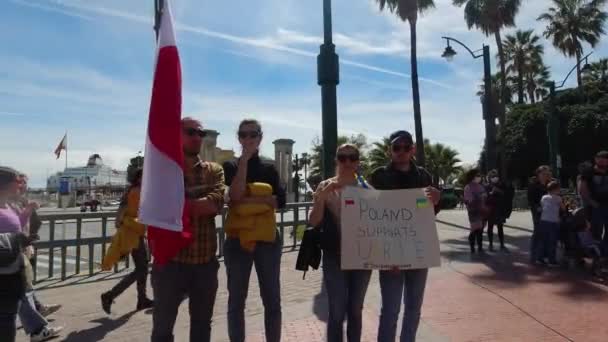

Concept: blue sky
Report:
left=2, top=0, right=608, bottom=188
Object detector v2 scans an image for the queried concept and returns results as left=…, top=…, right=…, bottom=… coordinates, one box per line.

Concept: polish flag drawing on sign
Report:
left=138, top=1, right=192, bottom=265
left=345, top=198, right=355, bottom=206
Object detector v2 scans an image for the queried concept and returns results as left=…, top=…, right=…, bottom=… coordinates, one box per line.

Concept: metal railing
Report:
left=32, top=202, right=313, bottom=283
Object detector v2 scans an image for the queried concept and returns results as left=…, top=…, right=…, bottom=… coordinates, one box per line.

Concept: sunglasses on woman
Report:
left=336, top=154, right=359, bottom=163
left=238, top=131, right=261, bottom=139
left=392, top=144, right=413, bottom=153
left=184, top=127, right=207, bottom=138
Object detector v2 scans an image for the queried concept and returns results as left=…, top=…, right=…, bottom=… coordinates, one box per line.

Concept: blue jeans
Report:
left=378, top=269, right=428, bottom=342
left=19, top=291, right=48, bottom=335
left=224, top=236, right=282, bottom=342
left=535, top=221, right=559, bottom=263
left=591, top=206, right=608, bottom=244
left=322, top=253, right=372, bottom=342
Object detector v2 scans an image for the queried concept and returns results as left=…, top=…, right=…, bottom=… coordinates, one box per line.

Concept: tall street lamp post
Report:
left=318, top=0, right=339, bottom=179
left=547, top=52, right=593, bottom=179
left=441, top=37, right=497, bottom=173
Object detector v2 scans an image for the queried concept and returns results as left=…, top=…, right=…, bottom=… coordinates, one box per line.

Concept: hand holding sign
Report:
left=424, top=186, right=441, bottom=206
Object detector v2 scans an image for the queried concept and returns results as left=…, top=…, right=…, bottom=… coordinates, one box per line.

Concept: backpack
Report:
left=0, top=232, right=25, bottom=275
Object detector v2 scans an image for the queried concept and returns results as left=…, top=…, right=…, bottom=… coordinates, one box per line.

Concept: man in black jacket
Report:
left=369, top=131, right=440, bottom=342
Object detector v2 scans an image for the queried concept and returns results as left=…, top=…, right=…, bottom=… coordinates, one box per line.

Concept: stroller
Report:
left=561, top=208, right=606, bottom=276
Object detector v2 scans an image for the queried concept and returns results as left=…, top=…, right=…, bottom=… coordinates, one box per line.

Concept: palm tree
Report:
left=368, top=137, right=391, bottom=172
left=375, top=0, right=435, bottom=167
left=502, top=30, right=544, bottom=104
left=453, top=0, right=522, bottom=127
left=538, top=0, right=608, bottom=86
left=424, top=139, right=462, bottom=185
left=477, top=73, right=514, bottom=106
left=525, top=64, right=551, bottom=104
left=582, top=58, right=608, bottom=84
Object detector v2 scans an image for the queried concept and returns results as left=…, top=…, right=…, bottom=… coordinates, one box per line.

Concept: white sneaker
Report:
left=30, top=326, right=63, bottom=342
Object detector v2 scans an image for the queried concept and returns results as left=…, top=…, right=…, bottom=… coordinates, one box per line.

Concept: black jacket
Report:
left=223, top=155, right=287, bottom=209
left=369, top=162, right=440, bottom=214
left=527, top=179, right=547, bottom=215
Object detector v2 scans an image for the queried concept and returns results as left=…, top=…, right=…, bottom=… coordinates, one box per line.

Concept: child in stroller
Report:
left=562, top=207, right=605, bottom=276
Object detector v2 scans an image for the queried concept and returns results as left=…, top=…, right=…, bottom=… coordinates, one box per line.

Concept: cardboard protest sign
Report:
left=340, top=186, right=441, bottom=270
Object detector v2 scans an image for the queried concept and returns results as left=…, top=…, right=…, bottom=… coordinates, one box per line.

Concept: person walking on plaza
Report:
left=222, top=119, right=286, bottom=342
left=101, top=168, right=154, bottom=314
left=527, top=165, right=552, bottom=262
left=535, top=181, right=565, bottom=266
left=0, top=167, right=63, bottom=342
left=485, top=170, right=514, bottom=251
left=12, top=174, right=61, bottom=318
left=308, top=144, right=372, bottom=342
left=369, top=130, right=440, bottom=342
left=580, top=151, right=608, bottom=244
left=464, top=169, right=487, bottom=254
left=151, top=118, right=226, bottom=342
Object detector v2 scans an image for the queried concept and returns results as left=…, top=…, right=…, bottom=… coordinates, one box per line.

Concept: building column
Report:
left=273, top=139, right=295, bottom=201
left=200, top=129, right=220, bottom=162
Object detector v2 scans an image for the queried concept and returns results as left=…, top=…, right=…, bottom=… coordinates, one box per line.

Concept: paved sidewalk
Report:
left=18, top=210, right=608, bottom=341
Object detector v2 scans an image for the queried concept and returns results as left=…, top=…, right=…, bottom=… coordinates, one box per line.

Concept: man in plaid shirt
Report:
left=151, top=117, right=226, bottom=342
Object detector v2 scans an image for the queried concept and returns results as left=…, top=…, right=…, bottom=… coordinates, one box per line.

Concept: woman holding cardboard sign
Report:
left=309, top=144, right=372, bottom=342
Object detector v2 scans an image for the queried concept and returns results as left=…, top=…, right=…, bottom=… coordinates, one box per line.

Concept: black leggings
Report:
left=107, top=238, right=149, bottom=301
left=487, top=220, right=505, bottom=247
left=468, top=229, right=483, bottom=252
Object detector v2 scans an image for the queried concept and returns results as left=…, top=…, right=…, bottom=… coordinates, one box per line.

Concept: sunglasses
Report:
left=184, top=128, right=207, bottom=138
left=238, top=131, right=261, bottom=139
left=392, top=144, right=413, bottom=153
left=337, top=154, right=359, bottom=163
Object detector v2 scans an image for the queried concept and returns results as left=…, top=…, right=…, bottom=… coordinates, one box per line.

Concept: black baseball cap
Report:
left=389, top=130, right=414, bottom=145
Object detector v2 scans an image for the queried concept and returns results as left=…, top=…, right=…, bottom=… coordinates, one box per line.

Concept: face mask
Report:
left=491, top=177, right=499, bottom=183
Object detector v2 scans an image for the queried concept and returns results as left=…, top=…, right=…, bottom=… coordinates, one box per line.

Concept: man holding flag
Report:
left=137, top=2, right=225, bottom=341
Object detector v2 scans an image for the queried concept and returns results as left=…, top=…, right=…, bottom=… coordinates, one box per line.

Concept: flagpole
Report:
left=65, top=131, right=68, bottom=171
left=154, top=0, right=164, bottom=41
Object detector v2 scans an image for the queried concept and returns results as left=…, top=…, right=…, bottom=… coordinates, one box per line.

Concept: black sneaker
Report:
left=101, top=293, right=113, bottom=315
left=136, top=298, right=154, bottom=311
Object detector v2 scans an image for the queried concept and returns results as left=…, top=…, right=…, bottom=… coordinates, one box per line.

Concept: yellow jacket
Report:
left=225, top=183, right=276, bottom=252
left=101, top=188, right=145, bottom=271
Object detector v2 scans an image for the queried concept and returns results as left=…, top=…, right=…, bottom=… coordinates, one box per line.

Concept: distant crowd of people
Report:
left=462, top=152, right=608, bottom=276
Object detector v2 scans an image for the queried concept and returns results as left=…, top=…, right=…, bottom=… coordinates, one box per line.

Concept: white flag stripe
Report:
left=138, top=135, right=185, bottom=232
left=158, top=2, right=176, bottom=49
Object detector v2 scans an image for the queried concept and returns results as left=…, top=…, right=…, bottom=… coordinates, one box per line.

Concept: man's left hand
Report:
left=425, top=186, right=441, bottom=206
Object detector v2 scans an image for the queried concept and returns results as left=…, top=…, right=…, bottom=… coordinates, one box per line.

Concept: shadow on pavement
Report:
left=439, top=220, right=608, bottom=300
left=312, top=276, right=328, bottom=323
left=62, top=310, right=138, bottom=342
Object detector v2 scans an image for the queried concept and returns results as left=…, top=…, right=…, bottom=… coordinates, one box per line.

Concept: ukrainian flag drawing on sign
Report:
left=416, top=198, right=430, bottom=209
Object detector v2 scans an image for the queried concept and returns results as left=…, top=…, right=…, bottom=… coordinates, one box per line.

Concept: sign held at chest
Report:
left=340, top=186, right=441, bottom=270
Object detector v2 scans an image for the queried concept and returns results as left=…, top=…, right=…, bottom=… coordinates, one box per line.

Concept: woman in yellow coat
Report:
left=100, top=169, right=153, bottom=314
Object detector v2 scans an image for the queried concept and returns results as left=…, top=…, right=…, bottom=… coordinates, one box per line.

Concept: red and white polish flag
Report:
left=138, top=1, right=192, bottom=265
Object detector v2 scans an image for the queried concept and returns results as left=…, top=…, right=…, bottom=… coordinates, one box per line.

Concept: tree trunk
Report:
left=494, top=30, right=508, bottom=178
left=517, top=56, right=525, bottom=104
left=409, top=18, right=425, bottom=167
left=576, top=49, right=582, bottom=87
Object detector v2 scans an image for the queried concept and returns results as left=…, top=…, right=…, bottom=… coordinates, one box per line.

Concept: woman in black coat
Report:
left=485, top=170, right=514, bottom=251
